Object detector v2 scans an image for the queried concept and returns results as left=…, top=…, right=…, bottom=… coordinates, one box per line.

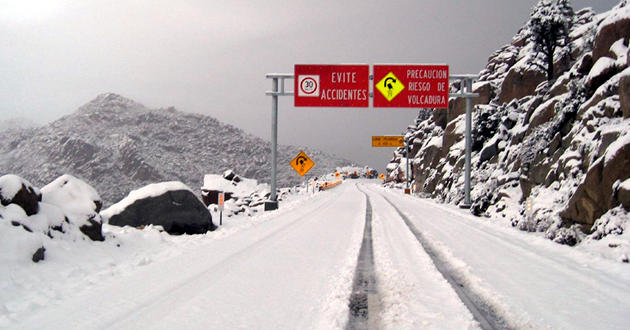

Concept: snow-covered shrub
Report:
left=589, top=206, right=627, bottom=240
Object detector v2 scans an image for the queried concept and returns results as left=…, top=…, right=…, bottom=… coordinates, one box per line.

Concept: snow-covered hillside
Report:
left=0, top=93, right=353, bottom=205
left=387, top=1, right=630, bottom=248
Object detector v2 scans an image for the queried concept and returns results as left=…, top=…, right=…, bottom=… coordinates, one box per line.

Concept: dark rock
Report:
left=107, top=189, right=215, bottom=235
left=620, top=75, right=630, bottom=119
left=201, top=189, right=233, bottom=206
left=519, top=176, right=534, bottom=202
left=560, top=140, right=630, bottom=228
left=32, top=246, right=45, bottom=263
left=599, top=130, right=621, bottom=157
left=498, top=66, right=547, bottom=105
left=575, top=53, right=594, bottom=76
left=480, top=143, right=498, bottom=163
left=53, top=138, right=98, bottom=167
left=223, top=170, right=236, bottom=181
left=433, top=109, right=447, bottom=130
left=80, top=218, right=105, bottom=241
left=0, top=176, right=41, bottom=216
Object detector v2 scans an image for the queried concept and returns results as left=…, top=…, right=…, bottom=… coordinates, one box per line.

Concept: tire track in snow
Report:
left=346, top=185, right=379, bottom=330
left=377, top=192, right=510, bottom=330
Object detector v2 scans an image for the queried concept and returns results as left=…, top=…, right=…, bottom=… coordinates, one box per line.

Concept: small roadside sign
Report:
left=218, top=192, right=225, bottom=211
left=379, top=173, right=385, bottom=180
left=218, top=192, right=225, bottom=226
left=290, top=150, right=315, bottom=176
left=372, top=135, right=404, bottom=147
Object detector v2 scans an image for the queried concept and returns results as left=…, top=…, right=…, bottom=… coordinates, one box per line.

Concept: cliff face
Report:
left=387, top=1, right=630, bottom=244
left=0, top=93, right=352, bottom=205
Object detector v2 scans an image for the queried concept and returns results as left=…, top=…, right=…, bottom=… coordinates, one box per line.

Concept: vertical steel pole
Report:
left=464, top=78, right=472, bottom=207
left=406, top=140, right=410, bottom=191
left=271, top=78, right=278, bottom=203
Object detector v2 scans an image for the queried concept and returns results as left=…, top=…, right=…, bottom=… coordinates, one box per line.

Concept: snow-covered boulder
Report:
left=560, top=132, right=630, bottom=228
left=41, top=174, right=104, bottom=241
left=0, top=174, right=41, bottom=216
left=102, top=182, right=215, bottom=235
left=592, top=4, right=630, bottom=62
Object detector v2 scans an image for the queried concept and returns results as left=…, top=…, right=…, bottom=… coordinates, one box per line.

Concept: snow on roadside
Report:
left=0, top=184, right=318, bottom=328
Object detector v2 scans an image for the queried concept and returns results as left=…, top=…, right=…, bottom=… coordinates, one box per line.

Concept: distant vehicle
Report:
left=349, top=172, right=359, bottom=179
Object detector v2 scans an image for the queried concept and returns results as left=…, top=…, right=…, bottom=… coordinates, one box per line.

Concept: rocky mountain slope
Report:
left=387, top=1, right=630, bottom=246
left=0, top=93, right=353, bottom=205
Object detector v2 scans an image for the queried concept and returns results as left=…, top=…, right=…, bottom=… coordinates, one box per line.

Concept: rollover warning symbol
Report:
left=376, top=72, right=405, bottom=102
left=290, top=150, right=315, bottom=176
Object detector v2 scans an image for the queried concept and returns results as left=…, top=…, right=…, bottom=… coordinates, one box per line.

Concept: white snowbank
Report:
left=101, top=181, right=192, bottom=219
left=202, top=174, right=268, bottom=197
left=41, top=175, right=101, bottom=227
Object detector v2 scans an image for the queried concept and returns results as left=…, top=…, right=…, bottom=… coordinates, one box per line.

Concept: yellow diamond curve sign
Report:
left=290, top=150, right=315, bottom=176
left=376, top=72, right=405, bottom=102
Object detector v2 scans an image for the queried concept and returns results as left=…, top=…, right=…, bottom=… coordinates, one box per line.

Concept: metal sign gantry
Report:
left=265, top=69, right=478, bottom=210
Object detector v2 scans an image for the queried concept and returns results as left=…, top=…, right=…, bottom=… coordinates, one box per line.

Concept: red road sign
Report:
left=294, top=64, right=369, bottom=107
left=373, top=64, right=449, bottom=108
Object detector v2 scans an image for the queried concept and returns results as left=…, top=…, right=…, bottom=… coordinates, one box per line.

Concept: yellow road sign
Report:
left=372, top=135, right=404, bottom=147
left=375, top=71, right=405, bottom=102
left=290, top=150, right=315, bottom=176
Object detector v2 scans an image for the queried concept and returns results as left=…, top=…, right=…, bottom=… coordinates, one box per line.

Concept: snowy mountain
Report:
left=387, top=1, right=630, bottom=245
left=0, top=118, right=39, bottom=133
left=0, top=93, right=353, bottom=205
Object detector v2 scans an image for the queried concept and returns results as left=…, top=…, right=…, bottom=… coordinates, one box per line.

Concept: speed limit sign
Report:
left=297, top=75, right=320, bottom=97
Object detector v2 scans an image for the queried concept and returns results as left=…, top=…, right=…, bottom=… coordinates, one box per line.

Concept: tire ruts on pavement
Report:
left=380, top=193, right=511, bottom=330
left=346, top=186, right=378, bottom=330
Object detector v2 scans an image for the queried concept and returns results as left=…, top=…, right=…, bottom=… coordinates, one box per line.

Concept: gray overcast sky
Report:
left=0, top=0, right=620, bottom=172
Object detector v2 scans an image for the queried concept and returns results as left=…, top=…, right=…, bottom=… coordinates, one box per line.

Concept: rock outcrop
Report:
left=386, top=1, right=630, bottom=245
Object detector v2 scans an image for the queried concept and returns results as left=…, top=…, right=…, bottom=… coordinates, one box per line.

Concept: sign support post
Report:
left=266, top=67, right=478, bottom=209
left=265, top=73, right=294, bottom=211
left=449, top=75, right=478, bottom=208
left=406, top=139, right=411, bottom=193
left=271, top=77, right=278, bottom=207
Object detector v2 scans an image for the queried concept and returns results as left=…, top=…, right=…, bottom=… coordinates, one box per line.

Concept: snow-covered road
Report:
left=366, top=184, right=630, bottom=329
left=7, top=181, right=630, bottom=329
left=18, top=183, right=367, bottom=329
